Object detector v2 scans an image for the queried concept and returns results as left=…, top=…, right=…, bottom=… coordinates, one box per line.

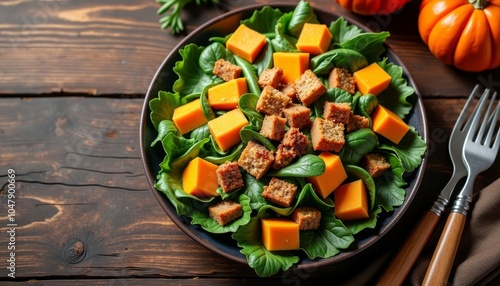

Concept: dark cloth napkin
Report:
left=340, top=177, right=500, bottom=286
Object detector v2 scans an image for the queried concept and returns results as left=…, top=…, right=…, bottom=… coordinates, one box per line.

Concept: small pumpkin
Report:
left=335, top=0, right=412, bottom=15
left=419, top=0, right=500, bottom=72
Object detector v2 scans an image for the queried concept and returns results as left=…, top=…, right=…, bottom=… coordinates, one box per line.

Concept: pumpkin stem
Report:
left=469, top=0, right=488, bottom=9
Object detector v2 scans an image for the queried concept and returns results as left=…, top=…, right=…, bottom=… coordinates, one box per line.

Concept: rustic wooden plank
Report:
left=0, top=96, right=498, bottom=281
left=1, top=0, right=498, bottom=96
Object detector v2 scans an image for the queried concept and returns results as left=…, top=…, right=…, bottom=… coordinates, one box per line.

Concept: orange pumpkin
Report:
left=419, top=0, right=500, bottom=72
left=335, top=0, right=411, bottom=15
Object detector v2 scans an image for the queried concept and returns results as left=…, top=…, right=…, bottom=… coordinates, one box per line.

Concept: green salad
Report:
left=148, top=0, right=427, bottom=277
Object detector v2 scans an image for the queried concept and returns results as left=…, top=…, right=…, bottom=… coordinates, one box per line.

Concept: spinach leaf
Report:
left=270, top=12, right=297, bottom=52
left=378, top=127, right=427, bottom=172
left=232, top=216, right=299, bottom=277
left=254, top=39, right=274, bottom=76
left=377, top=59, right=415, bottom=119
left=242, top=172, right=268, bottom=211
left=239, top=93, right=264, bottom=128
left=267, top=154, right=325, bottom=177
left=240, top=125, right=277, bottom=152
left=204, top=142, right=244, bottom=165
left=337, top=128, right=378, bottom=165
left=374, top=152, right=407, bottom=212
left=329, top=17, right=362, bottom=45
left=345, top=206, right=382, bottom=235
left=149, top=91, right=182, bottom=129
left=151, top=120, right=180, bottom=147
left=311, top=48, right=368, bottom=74
left=300, top=211, right=354, bottom=259
left=314, top=88, right=353, bottom=118
left=191, top=194, right=252, bottom=234
left=155, top=171, right=193, bottom=216
left=173, top=43, right=222, bottom=96
left=287, top=0, right=319, bottom=37
left=199, top=42, right=235, bottom=74
left=242, top=6, right=285, bottom=37
left=338, top=32, right=390, bottom=64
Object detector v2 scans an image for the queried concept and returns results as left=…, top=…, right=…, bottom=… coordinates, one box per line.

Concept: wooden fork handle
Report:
left=375, top=210, right=440, bottom=286
left=422, top=212, right=467, bottom=286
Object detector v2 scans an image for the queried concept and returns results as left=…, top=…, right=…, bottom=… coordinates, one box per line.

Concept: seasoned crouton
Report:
left=273, top=144, right=296, bottom=169
left=216, top=162, right=244, bottom=193
left=323, top=102, right=351, bottom=124
left=260, top=115, right=287, bottom=141
left=256, top=86, right=291, bottom=116
left=362, top=153, right=391, bottom=178
left=262, top=177, right=297, bottom=207
left=238, top=141, right=274, bottom=179
left=293, top=69, right=327, bottom=106
left=311, top=118, right=345, bottom=152
left=283, top=104, right=312, bottom=129
left=213, top=59, right=242, bottom=81
left=328, top=67, right=356, bottom=94
left=346, top=113, right=370, bottom=133
left=292, top=206, right=321, bottom=230
left=279, top=83, right=298, bottom=102
left=209, top=200, right=243, bottom=226
left=258, top=67, right=283, bottom=88
left=282, top=127, right=309, bottom=156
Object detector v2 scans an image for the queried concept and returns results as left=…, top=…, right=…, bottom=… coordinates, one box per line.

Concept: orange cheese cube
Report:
left=353, top=63, right=392, bottom=95
left=296, top=23, right=333, bottom=55
left=334, top=179, right=369, bottom=221
left=208, top=78, right=248, bottom=110
left=371, top=105, right=410, bottom=144
left=226, top=24, right=267, bottom=63
left=208, top=108, right=248, bottom=152
left=172, top=98, right=207, bottom=134
left=261, top=218, right=300, bottom=251
left=182, top=157, right=219, bottom=197
left=307, top=152, right=347, bottom=199
left=273, top=52, right=309, bottom=83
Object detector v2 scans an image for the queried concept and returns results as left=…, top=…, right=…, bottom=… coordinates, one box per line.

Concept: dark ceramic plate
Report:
left=140, top=3, right=428, bottom=272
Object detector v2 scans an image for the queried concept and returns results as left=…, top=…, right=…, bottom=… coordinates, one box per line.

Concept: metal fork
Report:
left=375, top=85, right=485, bottom=286
left=423, top=88, right=500, bottom=286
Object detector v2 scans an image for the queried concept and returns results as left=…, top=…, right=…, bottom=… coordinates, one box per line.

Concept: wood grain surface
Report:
left=1, top=0, right=499, bottom=284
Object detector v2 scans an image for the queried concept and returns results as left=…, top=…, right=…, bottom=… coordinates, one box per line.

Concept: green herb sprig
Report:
left=157, top=0, right=220, bottom=34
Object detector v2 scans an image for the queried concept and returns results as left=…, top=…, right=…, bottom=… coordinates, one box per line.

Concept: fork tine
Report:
left=487, top=92, right=500, bottom=149
left=457, top=85, right=482, bottom=132
left=476, top=91, right=497, bottom=144
left=468, top=88, right=491, bottom=142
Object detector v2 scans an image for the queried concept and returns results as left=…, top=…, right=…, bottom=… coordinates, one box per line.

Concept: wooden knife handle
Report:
left=422, top=212, right=466, bottom=286
left=375, top=210, right=440, bottom=286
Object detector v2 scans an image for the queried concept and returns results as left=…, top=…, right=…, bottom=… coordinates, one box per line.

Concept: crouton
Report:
left=262, top=177, right=297, bottom=207
left=282, top=127, right=309, bottom=156
left=216, top=161, right=244, bottom=193
left=279, top=83, right=298, bottom=102
left=311, top=118, right=345, bottom=152
left=208, top=200, right=243, bottom=226
left=323, top=102, right=351, bottom=124
left=256, top=86, right=291, bottom=116
left=258, top=67, right=283, bottom=88
left=283, top=104, right=312, bottom=129
left=346, top=113, right=370, bottom=133
left=292, top=206, right=321, bottom=230
left=213, top=59, right=242, bottom=82
left=293, top=69, right=327, bottom=106
left=362, top=153, right=391, bottom=178
left=328, top=67, right=356, bottom=94
left=238, top=141, right=274, bottom=179
left=273, top=144, right=296, bottom=169
left=260, top=115, right=287, bottom=141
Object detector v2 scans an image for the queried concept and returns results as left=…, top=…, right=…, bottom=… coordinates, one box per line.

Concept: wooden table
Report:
left=1, top=0, right=499, bottom=284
